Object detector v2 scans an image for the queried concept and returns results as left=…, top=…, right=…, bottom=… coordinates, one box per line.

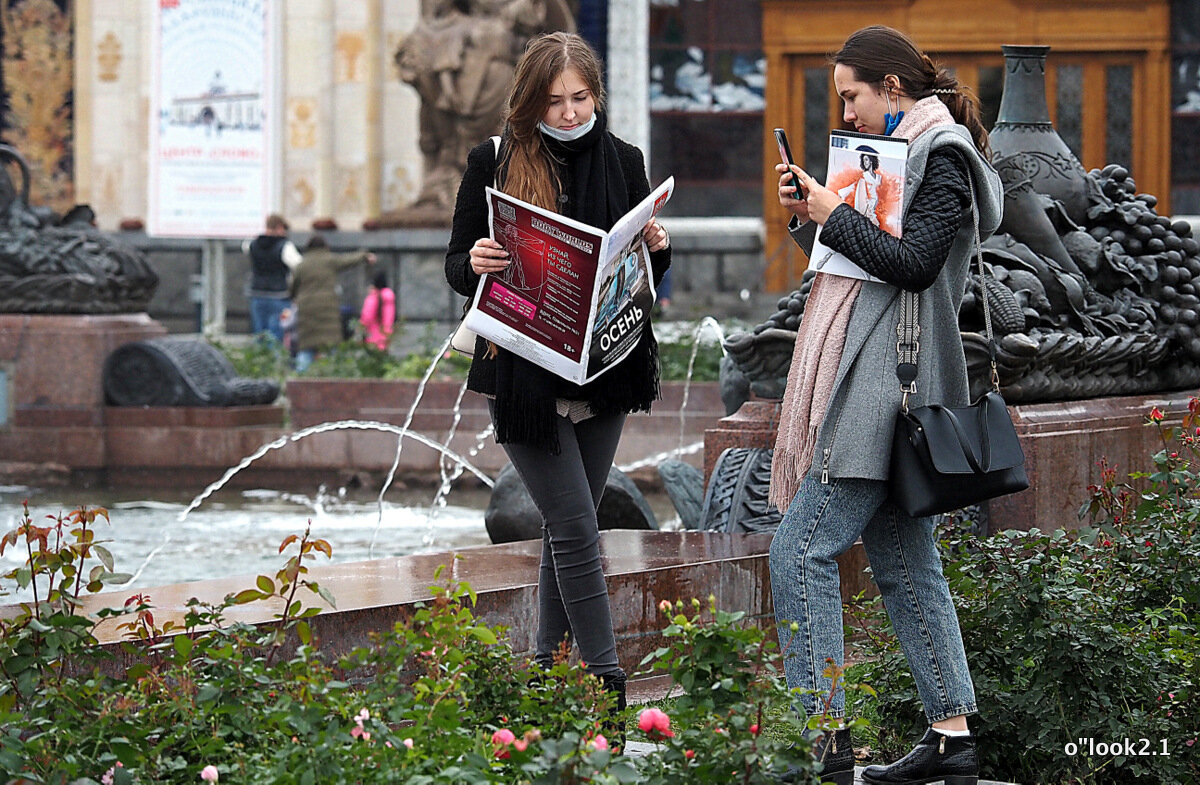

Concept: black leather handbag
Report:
left=887, top=173, right=1028, bottom=517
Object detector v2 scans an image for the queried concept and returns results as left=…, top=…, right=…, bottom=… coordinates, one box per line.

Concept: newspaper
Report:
left=808, top=130, right=908, bottom=282
left=463, top=177, right=674, bottom=385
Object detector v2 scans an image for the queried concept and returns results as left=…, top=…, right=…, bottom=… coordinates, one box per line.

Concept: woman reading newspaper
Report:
left=444, top=31, right=670, bottom=740
left=768, top=26, right=1002, bottom=785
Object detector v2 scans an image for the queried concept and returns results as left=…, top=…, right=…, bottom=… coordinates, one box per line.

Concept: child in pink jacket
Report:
left=360, top=271, right=396, bottom=350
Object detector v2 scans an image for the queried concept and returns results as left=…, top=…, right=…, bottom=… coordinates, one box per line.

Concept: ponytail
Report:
left=835, top=25, right=992, bottom=159
left=928, top=66, right=992, bottom=160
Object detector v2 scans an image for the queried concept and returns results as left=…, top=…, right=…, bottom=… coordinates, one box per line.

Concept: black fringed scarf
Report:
left=491, top=113, right=660, bottom=452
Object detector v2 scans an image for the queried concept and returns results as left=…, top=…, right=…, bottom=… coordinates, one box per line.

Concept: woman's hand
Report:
left=643, top=220, right=669, bottom=252
left=777, top=163, right=810, bottom=221
left=777, top=164, right=842, bottom=225
left=469, top=238, right=509, bottom=275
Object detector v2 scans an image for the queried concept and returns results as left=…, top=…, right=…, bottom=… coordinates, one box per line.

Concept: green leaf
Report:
left=94, top=544, right=115, bottom=572
left=315, top=583, right=337, bottom=609
left=468, top=626, right=498, bottom=645
left=257, top=575, right=276, bottom=594
left=231, top=589, right=265, bottom=604
left=173, top=634, right=194, bottom=659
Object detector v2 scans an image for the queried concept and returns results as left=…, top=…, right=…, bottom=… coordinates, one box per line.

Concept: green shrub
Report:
left=210, top=335, right=292, bottom=381
left=847, top=399, right=1200, bottom=784
left=0, top=506, right=827, bottom=783
left=299, top=341, right=405, bottom=379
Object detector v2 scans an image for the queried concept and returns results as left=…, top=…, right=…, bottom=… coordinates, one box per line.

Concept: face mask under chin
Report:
left=539, top=114, right=596, bottom=142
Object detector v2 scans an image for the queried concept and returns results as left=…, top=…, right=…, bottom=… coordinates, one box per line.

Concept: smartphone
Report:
left=773, top=128, right=806, bottom=198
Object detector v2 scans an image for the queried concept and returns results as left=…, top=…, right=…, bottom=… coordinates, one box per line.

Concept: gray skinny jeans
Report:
left=492, top=404, right=626, bottom=677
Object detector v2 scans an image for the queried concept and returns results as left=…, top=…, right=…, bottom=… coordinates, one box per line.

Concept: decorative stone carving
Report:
left=989, top=45, right=1093, bottom=227
left=103, top=337, right=280, bottom=407
left=97, top=31, right=122, bottom=82
left=377, top=0, right=575, bottom=227
left=698, top=448, right=780, bottom=534
left=0, top=145, right=158, bottom=314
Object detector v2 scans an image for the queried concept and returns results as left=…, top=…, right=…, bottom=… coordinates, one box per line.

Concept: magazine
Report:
left=807, top=130, right=908, bottom=282
left=463, top=177, right=674, bottom=385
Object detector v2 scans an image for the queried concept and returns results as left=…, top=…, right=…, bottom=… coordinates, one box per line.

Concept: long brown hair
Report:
left=834, top=25, right=991, bottom=159
left=502, top=32, right=607, bottom=211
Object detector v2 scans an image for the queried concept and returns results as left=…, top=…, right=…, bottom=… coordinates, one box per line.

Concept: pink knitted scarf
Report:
left=769, top=272, right=861, bottom=511
left=892, top=96, right=956, bottom=142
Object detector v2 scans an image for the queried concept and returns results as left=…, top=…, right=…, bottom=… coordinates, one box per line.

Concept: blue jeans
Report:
left=769, top=473, right=976, bottom=723
left=294, top=349, right=315, bottom=373
left=250, top=296, right=289, bottom=342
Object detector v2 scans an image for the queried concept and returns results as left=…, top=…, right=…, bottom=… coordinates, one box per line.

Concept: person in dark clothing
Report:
left=444, top=32, right=671, bottom=736
left=768, top=26, right=1002, bottom=785
left=289, top=235, right=376, bottom=372
left=243, top=213, right=301, bottom=342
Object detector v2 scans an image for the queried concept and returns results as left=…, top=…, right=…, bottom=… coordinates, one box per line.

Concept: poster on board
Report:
left=148, top=0, right=278, bottom=238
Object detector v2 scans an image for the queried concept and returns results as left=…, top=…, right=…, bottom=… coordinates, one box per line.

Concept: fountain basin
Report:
left=48, top=530, right=781, bottom=679
left=0, top=379, right=725, bottom=490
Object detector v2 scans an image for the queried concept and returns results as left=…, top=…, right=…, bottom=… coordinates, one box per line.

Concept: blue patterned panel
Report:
left=1056, top=65, right=1083, bottom=159
left=1105, top=65, right=1133, bottom=169
left=804, top=67, right=829, bottom=181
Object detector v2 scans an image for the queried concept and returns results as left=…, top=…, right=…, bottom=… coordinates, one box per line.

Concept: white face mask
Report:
left=539, top=113, right=596, bottom=142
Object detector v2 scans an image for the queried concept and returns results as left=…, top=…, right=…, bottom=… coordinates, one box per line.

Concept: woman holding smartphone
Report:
left=769, top=25, right=1002, bottom=785
left=444, top=32, right=671, bottom=730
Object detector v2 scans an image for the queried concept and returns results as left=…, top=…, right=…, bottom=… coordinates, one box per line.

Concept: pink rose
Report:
left=591, top=734, right=609, bottom=751
left=492, top=728, right=516, bottom=759
left=638, top=707, right=674, bottom=740
left=200, top=765, right=219, bottom=782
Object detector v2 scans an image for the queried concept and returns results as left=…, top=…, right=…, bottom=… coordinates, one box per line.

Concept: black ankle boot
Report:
left=599, top=671, right=627, bottom=749
left=861, top=728, right=978, bottom=785
left=813, top=728, right=854, bottom=785
left=777, top=727, right=853, bottom=784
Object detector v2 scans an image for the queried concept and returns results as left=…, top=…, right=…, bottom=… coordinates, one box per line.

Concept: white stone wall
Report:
left=78, top=0, right=426, bottom=232
left=76, top=1, right=665, bottom=233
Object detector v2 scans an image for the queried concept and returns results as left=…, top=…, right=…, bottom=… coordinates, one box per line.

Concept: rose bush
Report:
left=0, top=505, right=821, bottom=784
left=847, top=399, right=1200, bottom=784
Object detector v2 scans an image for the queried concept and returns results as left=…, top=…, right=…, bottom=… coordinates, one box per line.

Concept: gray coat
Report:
left=790, top=125, right=1003, bottom=481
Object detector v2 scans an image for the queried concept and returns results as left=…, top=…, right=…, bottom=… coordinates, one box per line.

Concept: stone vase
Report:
left=990, top=44, right=1090, bottom=225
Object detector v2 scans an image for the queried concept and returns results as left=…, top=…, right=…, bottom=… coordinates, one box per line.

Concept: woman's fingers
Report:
left=643, top=220, right=669, bottom=251
left=469, top=238, right=509, bottom=274
left=776, top=163, right=808, bottom=201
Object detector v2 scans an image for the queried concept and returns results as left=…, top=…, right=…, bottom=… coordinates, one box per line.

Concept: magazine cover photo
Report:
left=587, top=236, right=654, bottom=378
left=825, top=142, right=904, bottom=237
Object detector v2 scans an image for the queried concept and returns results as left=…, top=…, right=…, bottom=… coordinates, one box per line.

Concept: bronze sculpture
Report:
left=0, top=145, right=158, bottom=314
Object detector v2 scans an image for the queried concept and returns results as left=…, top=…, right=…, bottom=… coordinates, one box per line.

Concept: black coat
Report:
left=445, top=134, right=671, bottom=416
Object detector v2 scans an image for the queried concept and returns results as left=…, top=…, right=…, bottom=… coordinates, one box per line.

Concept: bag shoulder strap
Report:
left=490, top=136, right=501, bottom=190
left=896, top=165, right=998, bottom=410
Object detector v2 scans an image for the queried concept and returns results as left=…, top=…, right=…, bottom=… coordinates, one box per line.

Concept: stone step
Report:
left=623, top=745, right=1016, bottom=784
